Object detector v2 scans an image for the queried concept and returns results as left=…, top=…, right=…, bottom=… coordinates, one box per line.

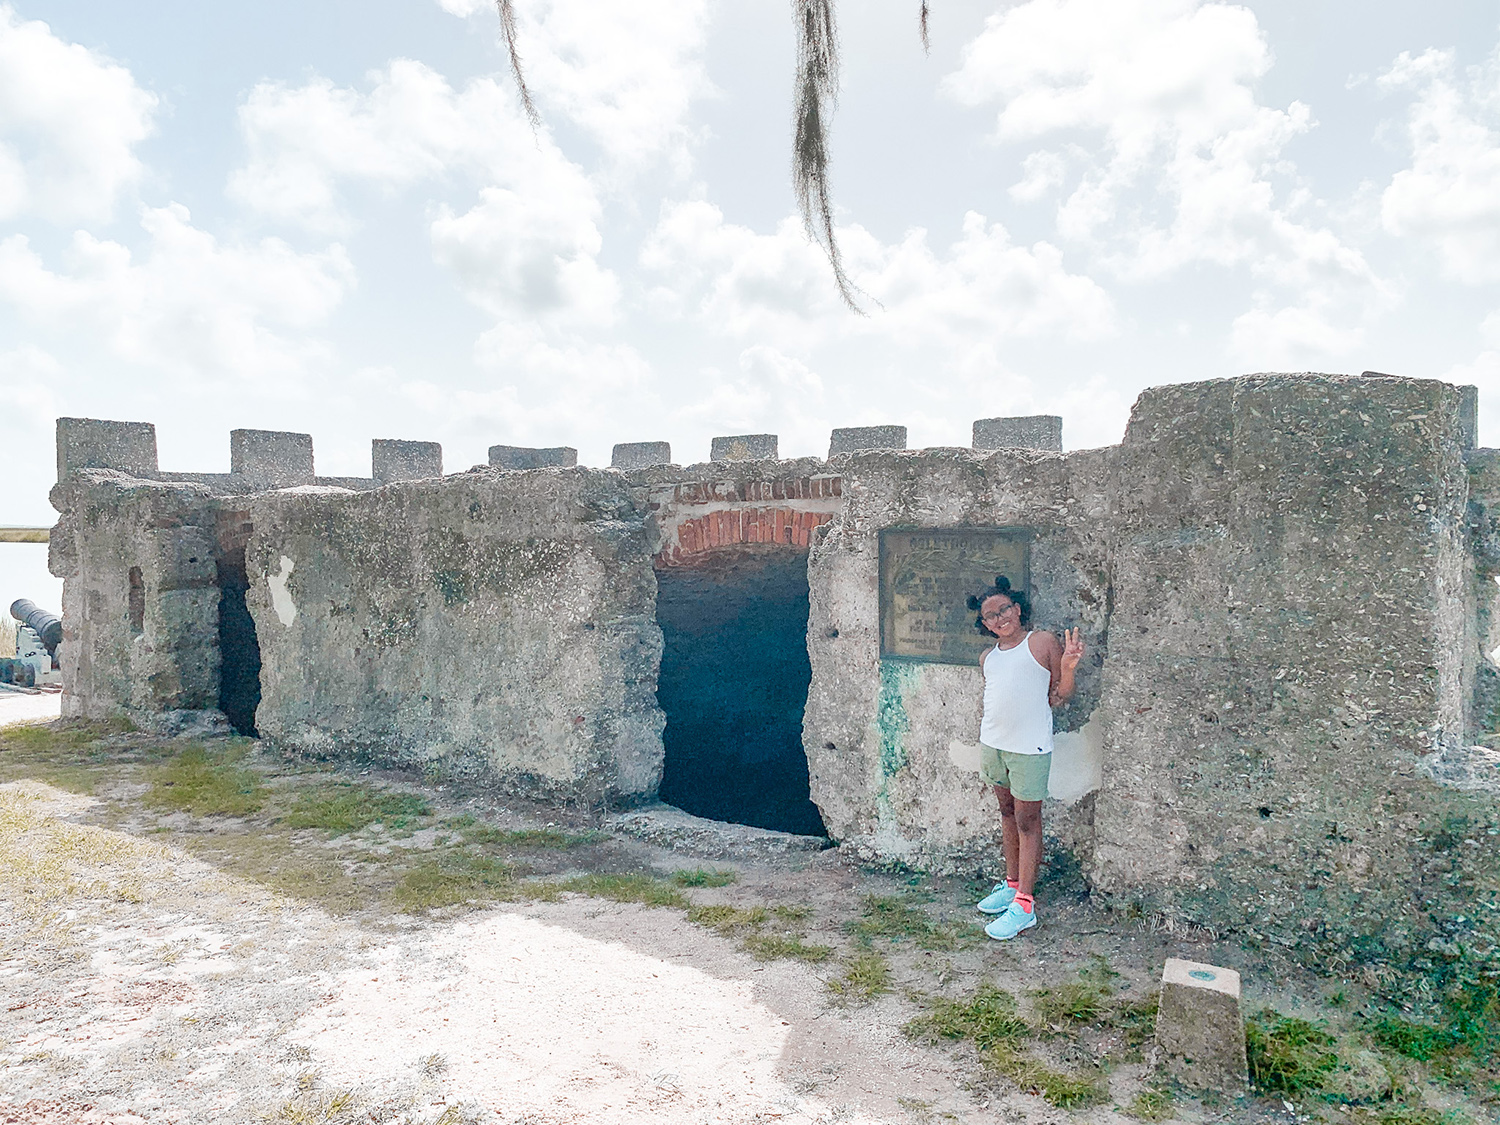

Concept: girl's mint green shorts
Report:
left=979, top=744, right=1052, bottom=801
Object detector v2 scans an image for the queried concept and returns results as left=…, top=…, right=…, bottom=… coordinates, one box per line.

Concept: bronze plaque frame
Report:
left=879, top=527, right=1033, bottom=665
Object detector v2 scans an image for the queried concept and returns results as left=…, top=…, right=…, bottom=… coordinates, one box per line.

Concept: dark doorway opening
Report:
left=655, top=547, right=826, bottom=837
left=217, top=544, right=261, bottom=736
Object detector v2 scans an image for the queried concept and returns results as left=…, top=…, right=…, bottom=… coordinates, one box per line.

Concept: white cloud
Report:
left=1380, top=46, right=1500, bottom=284
left=0, top=4, right=157, bottom=223
left=514, top=0, right=713, bottom=174
left=229, top=60, right=557, bottom=232
left=944, top=0, right=1388, bottom=359
left=229, top=59, right=617, bottom=327
left=431, top=185, right=618, bottom=326
left=0, top=203, right=352, bottom=384
left=431, top=0, right=712, bottom=174
left=641, top=200, right=1115, bottom=353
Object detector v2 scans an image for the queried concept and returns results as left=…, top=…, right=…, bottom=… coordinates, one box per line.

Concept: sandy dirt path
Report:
left=0, top=781, right=1080, bottom=1125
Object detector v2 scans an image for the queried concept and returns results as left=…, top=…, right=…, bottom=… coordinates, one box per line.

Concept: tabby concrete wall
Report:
left=47, top=471, right=222, bottom=721
left=244, top=469, right=664, bottom=803
left=805, top=373, right=1496, bottom=979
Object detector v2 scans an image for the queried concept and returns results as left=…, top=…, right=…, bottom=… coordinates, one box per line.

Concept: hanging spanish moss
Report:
left=792, top=0, right=862, bottom=312
left=496, top=0, right=896, bottom=311
left=497, top=0, right=541, bottom=129
left=920, top=1, right=931, bottom=54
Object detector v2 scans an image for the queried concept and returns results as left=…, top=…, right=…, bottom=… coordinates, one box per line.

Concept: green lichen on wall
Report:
left=877, top=661, right=918, bottom=778
left=873, top=661, right=923, bottom=837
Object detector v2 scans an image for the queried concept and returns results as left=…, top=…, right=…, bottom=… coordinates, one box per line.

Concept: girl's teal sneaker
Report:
left=976, top=883, right=1017, bottom=914
left=984, top=901, right=1036, bottom=940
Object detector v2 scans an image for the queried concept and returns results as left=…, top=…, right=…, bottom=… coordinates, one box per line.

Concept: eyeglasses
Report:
left=981, top=604, right=1018, bottom=620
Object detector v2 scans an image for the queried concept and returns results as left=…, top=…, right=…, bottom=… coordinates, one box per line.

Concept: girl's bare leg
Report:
left=995, top=786, right=1019, bottom=883
left=1013, top=798, right=1044, bottom=896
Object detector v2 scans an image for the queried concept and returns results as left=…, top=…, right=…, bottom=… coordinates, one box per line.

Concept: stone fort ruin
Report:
left=46, top=373, right=1500, bottom=978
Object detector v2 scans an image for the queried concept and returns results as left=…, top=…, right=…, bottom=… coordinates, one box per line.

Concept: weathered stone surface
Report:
left=48, top=471, right=222, bottom=722
left=710, top=434, right=778, bottom=462
left=1091, top=374, right=1473, bottom=964
left=607, top=803, right=827, bottom=859
left=231, top=429, right=315, bottom=488
left=1154, top=957, right=1247, bottom=1091
left=56, top=418, right=158, bottom=480
left=372, top=439, right=442, bottom=484
left=489, top=445, right=578, bottom=471
left=612, top=442, right=672, bottom=470
left=828, top=426, right=906, bottom=458
left=245, top=468, right=664, bottom=803
left=972, top=415, right=1063, bottom=452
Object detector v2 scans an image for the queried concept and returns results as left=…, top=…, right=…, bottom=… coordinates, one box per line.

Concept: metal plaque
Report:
left=879, top=528, right=1032, bottom=664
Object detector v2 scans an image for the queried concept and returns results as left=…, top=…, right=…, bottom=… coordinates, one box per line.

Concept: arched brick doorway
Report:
left=652, top=484, right=838, bottom=836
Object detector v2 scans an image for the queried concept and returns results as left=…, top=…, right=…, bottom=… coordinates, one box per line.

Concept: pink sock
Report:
left=1006, top=878, right=1019, bottom=890
left=1014, top=892, right=1034, bottom=914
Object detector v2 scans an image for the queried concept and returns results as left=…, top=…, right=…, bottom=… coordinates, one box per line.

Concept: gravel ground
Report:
left=0, top=718, right=1484, bottom=1125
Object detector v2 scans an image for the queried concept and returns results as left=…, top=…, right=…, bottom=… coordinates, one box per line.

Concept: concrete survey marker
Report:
left=1155, top=957, right=1248, bottom=1091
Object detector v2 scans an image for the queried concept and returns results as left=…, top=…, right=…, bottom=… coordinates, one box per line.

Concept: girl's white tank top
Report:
left=979, top=634, right=1054, bottom=755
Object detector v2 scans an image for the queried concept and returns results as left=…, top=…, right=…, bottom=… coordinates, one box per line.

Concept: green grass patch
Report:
left=671, top=867, right=738, bottom=887
left=741, top=932, right=831, bottom=963
left=391, top=853, right=526, bottom=912
left=847, top=894, right=971, bottom=950
left=460, top=823, right=602, bottom=849
left=1376, top=1110, right=1473, bottom=1125
left=687, top=904, right=768, bottom=933
left=905, top=982, right=1030, bottom=1050
left=1372, top=1016, right=1466, bottom=1062
left=1031, top=977, right=1113, bottom=1030
left=1124, top=1087, right=1175, bottom=1121
left=826, top=950, right=891, bottom=1004
left=0, top=717, right=134, bottom=753
left=557, top=873, right=688, bottom=908
left=904, top=980, right=1105, bottom=1108
left=147, top=744, right=267, bottom=816
left=278, top=784, right=431, bottom=835
left=988, top=1044, right=1108, bottom=1109
left=686, top=901, right=828, bottom=963
left=1246, top=1010, right=1339, bottom=1094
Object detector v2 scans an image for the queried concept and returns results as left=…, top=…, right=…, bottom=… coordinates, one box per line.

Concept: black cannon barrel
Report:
left=10, top=599, right=61, bottom=656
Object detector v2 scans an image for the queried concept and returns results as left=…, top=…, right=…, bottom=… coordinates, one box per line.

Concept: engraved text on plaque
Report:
left=879, top=528, right=1032, bottom=664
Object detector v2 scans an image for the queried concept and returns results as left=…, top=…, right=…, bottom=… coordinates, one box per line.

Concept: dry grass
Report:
left=391, top=853, right=529, bottom=912
left=0, top=784, right=168, bottom=923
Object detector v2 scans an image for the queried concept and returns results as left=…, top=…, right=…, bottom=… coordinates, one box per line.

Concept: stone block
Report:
left=490, top=445, right=579, bottom=471
left=373, top=439, right=442, bottom=484
left=973, top=415, right=1062, bottom=452
left=231, top=429, right=315, bottom=488
left=828, top=426, right=906, bottom=458
left=1155, top=957, right=1247, bottom=1090
left=1460, top=384, right=1479, bottom=450
left=56, top=418, right=158, bottom=481
left=711, top=434, right=778, bottom=462
left=612, top=441, right=672, bottom=470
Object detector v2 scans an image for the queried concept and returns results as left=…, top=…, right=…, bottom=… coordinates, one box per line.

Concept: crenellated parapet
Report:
left=55, top=418, right=445, bottom=491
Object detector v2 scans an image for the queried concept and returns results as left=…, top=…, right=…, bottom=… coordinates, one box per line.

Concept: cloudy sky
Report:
left=3, top=0, right=1500, bottom=551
